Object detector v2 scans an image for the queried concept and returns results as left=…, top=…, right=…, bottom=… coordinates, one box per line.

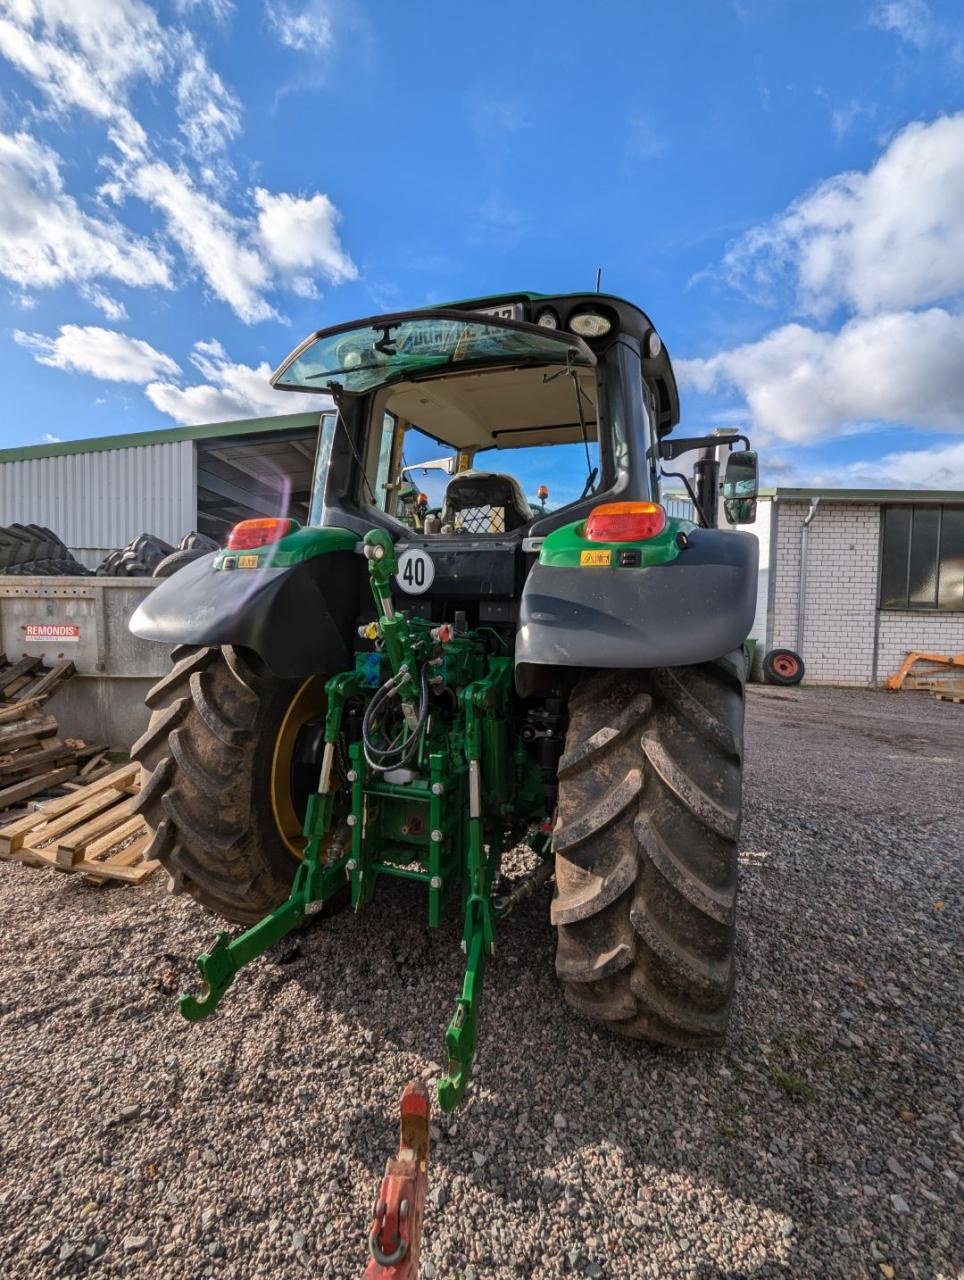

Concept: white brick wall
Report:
left=765, top=498, right=964, bottom=686
left=877, top=612, right=964, bottom=681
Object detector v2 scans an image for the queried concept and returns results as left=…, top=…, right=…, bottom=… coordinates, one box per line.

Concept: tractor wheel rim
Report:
left=774, top=655, right=799, bottom=677
left=270, top=675, right=328, bottom=859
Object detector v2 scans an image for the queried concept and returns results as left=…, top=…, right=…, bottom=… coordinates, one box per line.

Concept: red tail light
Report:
left=585, top=502, right=666, bottom=543
left=226, top=518, right=294, bottom=550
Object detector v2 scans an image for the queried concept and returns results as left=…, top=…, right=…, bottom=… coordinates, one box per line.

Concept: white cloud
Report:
left=174, top=35, right=242, bottom=158
left=14, top=323, right=181, bottom=382
left=870, top=0, right=936, bottom=49
left=721, top=113, right=964, bottom=317
left=13, top=322, right=323, bottom=424
left=145, top=338, right=324, bottom=422
left=80, top=284, right=128, bottom=320
left=0, top=0, right=357, bottom=323
left=175, top=0, right=234, bottom=18
left=678, top=308, right=964, bottom=440
left=266, top=0, right=333, bottom=54
left=841, top=438, right=964, bottom=488
left=42, top=431, right=62, bottom=442
left=0, top=129, right=171, bottom=291
left=255, top=188, right=357, bottom=295
left=0, top=0, right=167, bottom=156
left=131, top=162, right=276, bottom=322
left=0, top=2, right=244, bottom=161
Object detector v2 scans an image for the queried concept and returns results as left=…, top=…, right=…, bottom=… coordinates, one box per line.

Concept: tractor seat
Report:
left=440, top=471, right=533, bottom=534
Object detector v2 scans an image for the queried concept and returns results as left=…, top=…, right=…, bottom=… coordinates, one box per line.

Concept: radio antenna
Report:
left=595, top=267, right=602, bottom=293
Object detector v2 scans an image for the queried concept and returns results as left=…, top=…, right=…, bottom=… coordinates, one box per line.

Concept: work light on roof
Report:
left=569, top=310, right=612, bottom=338
left=535, top=308, right=559, bottom=329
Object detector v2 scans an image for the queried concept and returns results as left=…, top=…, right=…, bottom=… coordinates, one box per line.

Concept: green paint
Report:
left=538, top=514, right=692, bottom=570
left=180, top=525, right=546, bottom=1112
left=213, top=524, right=357, bottom=571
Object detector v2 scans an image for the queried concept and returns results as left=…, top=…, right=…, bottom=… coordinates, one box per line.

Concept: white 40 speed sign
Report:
left=395, top=547, right=435, bottom=595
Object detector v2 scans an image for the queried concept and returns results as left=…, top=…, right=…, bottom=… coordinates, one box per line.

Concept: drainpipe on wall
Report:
left=796, top=498, right=821, bottom=655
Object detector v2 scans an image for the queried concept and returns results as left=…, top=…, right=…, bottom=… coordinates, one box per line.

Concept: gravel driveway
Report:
left=0, top=686, right=960, bottom=1279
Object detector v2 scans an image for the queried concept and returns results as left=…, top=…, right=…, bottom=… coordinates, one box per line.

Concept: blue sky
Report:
left=1, top=0, right=963, bottom=491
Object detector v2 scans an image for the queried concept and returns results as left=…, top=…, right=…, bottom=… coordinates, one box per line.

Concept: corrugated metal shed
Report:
left=0, top=442, right=195, bottom=561
left=0, top=411, right=322, bottom=568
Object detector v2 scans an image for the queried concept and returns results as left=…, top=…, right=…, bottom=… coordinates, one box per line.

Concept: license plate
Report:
left=474, top=302, right=523, bottom=322
left=237, top=554, right=260, bottom=569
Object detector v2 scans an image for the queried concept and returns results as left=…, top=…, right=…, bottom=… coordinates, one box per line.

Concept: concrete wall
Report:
left=767, top=500, right=964, bottom=685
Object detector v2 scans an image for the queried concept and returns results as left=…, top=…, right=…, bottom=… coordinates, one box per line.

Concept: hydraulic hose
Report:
left=362, top=664, right=431, bottom=773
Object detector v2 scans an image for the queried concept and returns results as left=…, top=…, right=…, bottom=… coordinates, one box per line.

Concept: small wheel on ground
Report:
left=552, top=651, right=746, bottom=1048
left=131, top=645, right=343, bottom=922
left=762, top=648, right=805, bottom=686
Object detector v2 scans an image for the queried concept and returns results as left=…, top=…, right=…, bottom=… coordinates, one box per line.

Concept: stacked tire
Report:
left=96, top=533, right=174, bottom=577
left=152, top=531, right=219, bottom=579
left=0, top=524, right=91, bottom=576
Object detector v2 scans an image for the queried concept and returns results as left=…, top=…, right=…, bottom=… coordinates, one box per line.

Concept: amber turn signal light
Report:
left=585, top=502, right=666, bottom=543
left=226, top=518, right=294, bottom=551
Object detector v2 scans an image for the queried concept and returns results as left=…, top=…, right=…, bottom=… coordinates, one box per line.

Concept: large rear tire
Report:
left=552, top=650, right=745, bottom=1047
left=131, top=645, right=331, bottom=923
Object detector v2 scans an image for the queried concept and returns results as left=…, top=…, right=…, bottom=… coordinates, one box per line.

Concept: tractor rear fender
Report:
left=515, top=527, right=758, bottom=696
left=129, top=543, right=359, bottom=679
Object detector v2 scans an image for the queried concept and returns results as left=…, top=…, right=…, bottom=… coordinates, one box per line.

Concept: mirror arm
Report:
left=660, top=470, right=710, bottom=529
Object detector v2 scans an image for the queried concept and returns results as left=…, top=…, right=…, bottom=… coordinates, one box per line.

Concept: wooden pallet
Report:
left=934, top=690, right=964, bottom=705
left=0, top=763, right=158, bottom=885
left=0, top=657, right=115, bottom=820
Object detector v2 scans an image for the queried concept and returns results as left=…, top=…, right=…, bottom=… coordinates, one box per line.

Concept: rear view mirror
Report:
left=722, top=450, right=758, bottom=525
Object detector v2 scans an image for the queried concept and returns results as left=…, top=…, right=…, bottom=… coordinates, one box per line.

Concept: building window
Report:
left=879, top=504, right=964, bottom=611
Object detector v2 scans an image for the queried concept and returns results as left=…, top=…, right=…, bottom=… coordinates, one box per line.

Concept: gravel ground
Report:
left=0, top=686, right=961, bottom=1279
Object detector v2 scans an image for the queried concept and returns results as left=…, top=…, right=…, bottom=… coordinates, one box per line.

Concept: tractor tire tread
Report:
left=132, top=645, right=299, bottom=921
left=554, top=652, right=745, bottom=1049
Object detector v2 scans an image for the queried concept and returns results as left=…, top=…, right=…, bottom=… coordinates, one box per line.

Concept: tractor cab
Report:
left=270, top=294, right=681, bottom=626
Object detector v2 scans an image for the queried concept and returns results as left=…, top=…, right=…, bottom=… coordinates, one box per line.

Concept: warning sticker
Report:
left=23, top=624, right=80, bottom=642
left=579, top=549, right=612, bottom=567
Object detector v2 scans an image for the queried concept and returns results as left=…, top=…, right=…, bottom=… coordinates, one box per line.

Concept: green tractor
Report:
left=130, top=293, right=759, bottom=1109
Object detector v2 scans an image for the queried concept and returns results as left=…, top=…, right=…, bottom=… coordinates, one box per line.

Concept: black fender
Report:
left=129, top=550, right=359, bottom=679
left=515, top=528, right=758, bottom=695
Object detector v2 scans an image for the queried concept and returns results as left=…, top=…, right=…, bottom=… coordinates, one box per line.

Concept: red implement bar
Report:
left=364, top=1081, right=431, bottom=1279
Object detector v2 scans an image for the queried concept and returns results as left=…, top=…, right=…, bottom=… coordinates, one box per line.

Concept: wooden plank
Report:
left=80, top=813, right=146, bottom=861
left=19, top=788, right=126, bottom=849
left=71, top=854, right=159, bottom=884
left=0, top=765, right=78, bottom=811
left=0, top=742, right=72, bottom=779
left=79, top=762, right=116, bottom=783
left=0, top=656, right=42, bottom=694
left=7, top=844, right=57, bottom=869
left=82, top=831, right=152, bottom=884
left=0, top=765, right=137, bottom=854
left=0, top=717, right=58, bottom=753
left=54, top=800, right=134, bottom=867
left=78, top=751, right=108, bottom=780
left=0, top=697, right=49, bottom=726
left=13, top=660, right=74, bottom=703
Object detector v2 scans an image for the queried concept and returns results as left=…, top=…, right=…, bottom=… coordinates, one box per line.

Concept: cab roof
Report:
left=430, top=291, right=680, bottom=437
